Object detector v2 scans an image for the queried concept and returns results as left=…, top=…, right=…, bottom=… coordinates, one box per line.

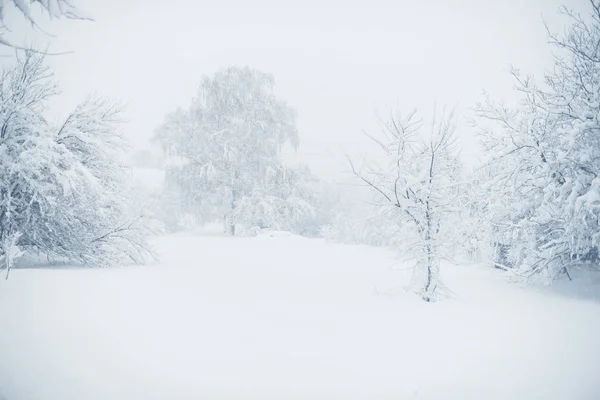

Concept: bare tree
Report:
left=349, top=108, right=461, bottom=302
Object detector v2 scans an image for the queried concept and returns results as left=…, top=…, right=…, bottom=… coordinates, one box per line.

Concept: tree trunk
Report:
left=422, top=199, right=436, bottom=302
left=223, top=214, right=236, bottom=236
left=224, top=189, right=237, bottom=236
left=563, top=266, right=572, bottom=281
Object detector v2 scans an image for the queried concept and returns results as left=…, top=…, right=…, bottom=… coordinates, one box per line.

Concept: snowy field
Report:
left=1, top=231, right=599, bottom=400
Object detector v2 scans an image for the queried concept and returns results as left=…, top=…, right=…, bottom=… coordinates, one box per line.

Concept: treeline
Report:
left=1, top=1, right=599, bottom=303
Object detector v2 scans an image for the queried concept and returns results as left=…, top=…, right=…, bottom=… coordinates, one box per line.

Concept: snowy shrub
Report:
left=476, top=2, right=600, bottom=284
left=0, top=52, right=154, bottom=267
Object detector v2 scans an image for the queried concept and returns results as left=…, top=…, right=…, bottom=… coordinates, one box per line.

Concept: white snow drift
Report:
left=0, top=232, right=599, bottom=400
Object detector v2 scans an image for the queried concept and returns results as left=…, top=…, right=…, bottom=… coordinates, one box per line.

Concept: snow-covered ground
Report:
left=1, top=232, right=599, bottom=400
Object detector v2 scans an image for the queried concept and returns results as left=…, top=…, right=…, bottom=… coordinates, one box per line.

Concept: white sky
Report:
left=2, top=0, right=586, bottom=181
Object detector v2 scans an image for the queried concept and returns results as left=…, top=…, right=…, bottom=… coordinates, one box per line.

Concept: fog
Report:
left=2, top=0, right=578, bottom=179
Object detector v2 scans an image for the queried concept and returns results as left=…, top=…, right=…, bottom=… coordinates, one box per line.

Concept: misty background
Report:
left=1, top=0, right=576, bottom=179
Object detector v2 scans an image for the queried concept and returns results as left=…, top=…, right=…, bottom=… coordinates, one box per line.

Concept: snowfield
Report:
left=1, top=232, right=599, bottom=400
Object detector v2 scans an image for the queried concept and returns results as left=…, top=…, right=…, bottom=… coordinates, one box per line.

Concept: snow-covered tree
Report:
left=154, top=66, right=303, bottom=236
left=350, top=109, right=462, bottom=302
left=0, top=52, right=153, bottom=271
left=476, top=1, right=600, bottom=283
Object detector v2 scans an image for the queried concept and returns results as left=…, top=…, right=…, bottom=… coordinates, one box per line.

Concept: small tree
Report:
left=155, top=66, right=300, bottom=236
left=350, top=109, right=462, bottom=302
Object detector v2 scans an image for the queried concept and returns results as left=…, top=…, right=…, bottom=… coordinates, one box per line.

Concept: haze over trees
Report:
left=154, top=66, right=317, bottom=236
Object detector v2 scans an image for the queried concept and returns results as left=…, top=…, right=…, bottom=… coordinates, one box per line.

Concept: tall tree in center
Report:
left=155, top=67, right=299, bottom=235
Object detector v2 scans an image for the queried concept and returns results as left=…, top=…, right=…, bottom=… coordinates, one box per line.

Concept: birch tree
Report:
left=155, top=66, right=300, bottom=236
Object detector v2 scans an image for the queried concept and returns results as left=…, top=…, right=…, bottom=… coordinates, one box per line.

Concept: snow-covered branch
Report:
left=0, top=0, right=91, bottom=51
left=474, top=0, right=600, bottom=283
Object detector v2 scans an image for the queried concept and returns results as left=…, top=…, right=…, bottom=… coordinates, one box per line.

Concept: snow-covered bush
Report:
left=476, top=1, right=600, bottom=283
left=0, top=52, right=154, bottom=267
left=234, top=164, right=326, bottom=236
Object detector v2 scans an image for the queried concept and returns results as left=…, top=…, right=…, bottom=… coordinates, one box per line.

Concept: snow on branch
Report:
left=0, top=0, right=92, bottom=52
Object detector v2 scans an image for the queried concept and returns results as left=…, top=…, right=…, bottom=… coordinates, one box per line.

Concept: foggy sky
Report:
left=1, top=0, right=585, bottom=180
